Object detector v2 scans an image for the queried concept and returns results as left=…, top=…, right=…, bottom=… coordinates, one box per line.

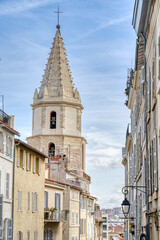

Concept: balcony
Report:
left=0, top=109, right=11, bottom=126
left=44, top=209, right=68, bottom=222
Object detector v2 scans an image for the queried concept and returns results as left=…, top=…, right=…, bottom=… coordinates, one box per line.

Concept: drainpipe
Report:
left=138, top=32, right=150, bottom=240
left=12, top=140, right=20, bottom=239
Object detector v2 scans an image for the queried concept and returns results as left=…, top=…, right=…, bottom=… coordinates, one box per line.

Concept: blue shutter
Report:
left=47, top=230, right=49, bottom=240
left=58, top=194, right=61, bottom=211
left=55, top=193, right=57, bottom=208
left=44, top=231, right=46, bottom=240
left=46, top=192, right=48, bottom=208
left=51, top=230, right=53, bottom=240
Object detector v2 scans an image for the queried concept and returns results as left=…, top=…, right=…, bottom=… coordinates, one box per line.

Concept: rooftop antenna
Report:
left=0, top=95, right=4, bottom=112
left=54, top=5, right=63, bottom=29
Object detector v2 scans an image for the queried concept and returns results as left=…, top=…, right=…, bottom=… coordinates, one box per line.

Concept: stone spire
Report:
left=35, top=26, right=81, bottom=105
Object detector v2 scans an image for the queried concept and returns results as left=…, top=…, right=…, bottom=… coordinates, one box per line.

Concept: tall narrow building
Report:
left=27, top=24, right=86, bottom=173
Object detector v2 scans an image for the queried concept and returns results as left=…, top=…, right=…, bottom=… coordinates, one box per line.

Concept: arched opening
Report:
left=48, top=143, right=55, bottom=159
left=50, top=111, right=56, bottom=129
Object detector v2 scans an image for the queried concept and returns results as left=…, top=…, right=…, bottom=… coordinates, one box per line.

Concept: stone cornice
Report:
left=31, top=100, right=83, bottom=110
left=27, top=134, right=87, bottom=143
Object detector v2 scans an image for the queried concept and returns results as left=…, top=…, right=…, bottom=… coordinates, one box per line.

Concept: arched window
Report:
left=49, top=143, right=55, bottom=158
left=50, top=112, right=56, bottom=129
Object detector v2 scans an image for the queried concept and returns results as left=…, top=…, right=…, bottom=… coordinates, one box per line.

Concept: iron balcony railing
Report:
left=44, top=210, right=68, bottom=222
left=0, top=109, right=11, bottom=126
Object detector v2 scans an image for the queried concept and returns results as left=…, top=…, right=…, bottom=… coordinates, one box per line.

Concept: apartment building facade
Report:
left=123, top=0, right=160, bottom=239
left=13, top=139, right=46, bottom=240
left=0, top=110, right=19, bottom=240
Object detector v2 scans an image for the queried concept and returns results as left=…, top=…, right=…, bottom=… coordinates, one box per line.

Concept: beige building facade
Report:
left=13, top=139, right=46, bottom=240
left=123, top=0, right=160, bottom=239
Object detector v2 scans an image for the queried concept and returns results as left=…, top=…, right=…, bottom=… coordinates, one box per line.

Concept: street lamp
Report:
left=121, top=197, right=130, bottom=218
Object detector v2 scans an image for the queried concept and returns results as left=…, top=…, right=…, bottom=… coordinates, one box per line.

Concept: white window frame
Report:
left=17, top=148, right=20, bottom=167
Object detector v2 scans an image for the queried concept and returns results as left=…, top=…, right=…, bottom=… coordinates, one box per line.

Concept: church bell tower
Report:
left=27, top=23, right=86, bottom=172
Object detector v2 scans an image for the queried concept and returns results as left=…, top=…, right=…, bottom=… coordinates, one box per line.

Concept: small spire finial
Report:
left=54, top=5, right=63, bottom=29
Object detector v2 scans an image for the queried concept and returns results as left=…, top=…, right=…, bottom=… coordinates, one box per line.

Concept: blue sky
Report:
left=0, top=0, right=136, bottom=208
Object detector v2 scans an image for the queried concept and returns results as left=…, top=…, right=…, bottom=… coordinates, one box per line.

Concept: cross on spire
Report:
left=54, top=5, right=63, bottom=29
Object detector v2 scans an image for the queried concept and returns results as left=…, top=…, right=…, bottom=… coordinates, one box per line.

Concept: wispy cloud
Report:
left=85, top=130, right=123, bottom=170
left=71, top=15, right=131, bottom=42
left=0, top=0, right=60, bottom=16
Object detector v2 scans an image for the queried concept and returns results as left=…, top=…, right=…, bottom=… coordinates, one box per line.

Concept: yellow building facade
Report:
left=13, top=139, right=46, bottom=240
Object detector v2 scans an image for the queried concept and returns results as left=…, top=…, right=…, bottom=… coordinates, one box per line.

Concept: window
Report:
left=103, top=225, right=107, bottom=230
left=33, top=156, right=36, bottom=173
left=17, top=148, right=20, bottom=167
left=18, top=190, right=22, bottom=211
left=7, top=219, right=12, bottom=240
left=48, top=143, right=55, bottom=159
left=26, top=153, right=31, bottom=171
left=38, top=159, right=41, bottom=175
left=76, top=191, right=78, bottom=200
left=9, top=137, right=12, bottom=157
left=27, top=231, right=30, bottom=240
left=34, top=231, right=38, bottom=240
left=45, top=191, right=48, bottom=208
left=6, top=173, right=10, bottom=199
left=28, top=193, right=30, bottom=211
left=72, top=237, right=74, bottom=240
left=32, top=193, right=38, bottom=212
left=76, top=211, right=78, bottom=225
left=5, top=136, right=9, bottom=156
left=0, top=171, right=1, bottom=194
left=22, top=150, right=26, bottom=169
left=0, top=195, right=3, bottom=240
left=20, top=150, right=23, bottom=168
left=50, top=112, right=56, bottom=129
left=0, top=133, right=2, bottom=153
left=17, top=231, right=23, bottom=240
left=36, top=158, right=39, bottom=174
left=72, top=190, right=74, bottom=199
left=72, top=211, right=74, bottom=225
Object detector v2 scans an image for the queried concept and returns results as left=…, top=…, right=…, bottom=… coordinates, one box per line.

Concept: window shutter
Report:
left=32, top=193, right=34, bottom=212
left=27, top=231, right=30, bottom=240
left=154, top=136, right=158, bottom=191
left=22, top=150, right=25, bottom=169
left=27, top=153, right=30, bottom=171
left=17, top=148, right=20, bottom=167
left=0, top=171, right=1, bottom=194
left=55, top=193, right=57, bottom=208
left=17, top=232, right=19, bottom=240
left=6, top=173, right=10, bottom=199
left=0, top=195, right=3, bottom=229
left=6, top=136, right=9, bottom=156
left=2, top=134, right=4, bottom=154
left=47, top=230, right=49, bottom=240
left=38, top=159, right=41, bottom=175
left=44, top=231, right=46, bottom=240
left=46, top=191, right=48, bottom=208
left=33, top=156, right=36, bottom=173
left=18, top=190, right=22, bottom=211
left=159, top=34, right=160, bottom=80
left=7, top=219, right=12, bottom=240
left=28, top=192, right=30, bottom=211
left=35, top=193, right=38, bottom=212
left=72, top=211, right=74, bottom=225
left=76, top=212, right=78, bottom=225
left=20, top=232, right=23, bottom=240
left=58, top=193, right=61, bottom=211
left=51, top=230, right=53, bottom=240
left=10, top=139, right=13, bottom=157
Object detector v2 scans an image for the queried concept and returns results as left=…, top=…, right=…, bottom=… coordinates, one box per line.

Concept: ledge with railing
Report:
left=44, top=208, right=69, bottom=222
left=0, top=109, right=11, bottom=126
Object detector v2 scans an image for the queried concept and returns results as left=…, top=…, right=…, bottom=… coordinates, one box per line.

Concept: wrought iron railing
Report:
left=0, top=109, right=11, bottom=126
